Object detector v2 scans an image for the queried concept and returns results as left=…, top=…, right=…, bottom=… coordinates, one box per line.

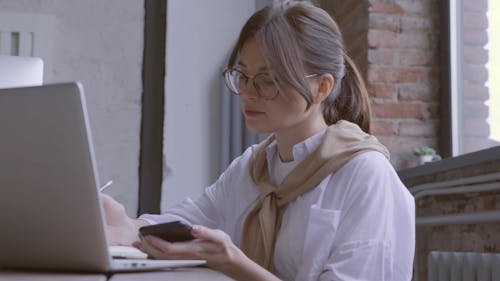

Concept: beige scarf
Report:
left=240, top=120, right=390, bottom=270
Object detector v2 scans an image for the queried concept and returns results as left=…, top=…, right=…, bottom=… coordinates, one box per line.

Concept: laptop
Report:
left=0, top=82, right=205, bottom=272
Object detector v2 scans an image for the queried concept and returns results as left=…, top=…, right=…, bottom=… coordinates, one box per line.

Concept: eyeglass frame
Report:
left=222, top=68, right=318, bottom=100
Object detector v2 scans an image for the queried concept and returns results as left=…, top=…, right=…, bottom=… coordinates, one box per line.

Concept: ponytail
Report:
left=322, top=54, right=372, bottom=133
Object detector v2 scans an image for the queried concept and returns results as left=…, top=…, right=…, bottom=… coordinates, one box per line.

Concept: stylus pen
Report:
left=99, top=180, right=114, bottom=192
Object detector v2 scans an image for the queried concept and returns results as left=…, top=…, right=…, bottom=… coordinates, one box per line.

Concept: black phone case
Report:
left=139, top=221, right=195, bottom=242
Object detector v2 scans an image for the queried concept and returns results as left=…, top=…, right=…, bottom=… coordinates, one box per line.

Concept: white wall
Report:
left=162, top=1, right=256, bottom=209
left=0, top=0, right=144, bottom=216
left=0, top=0, right=271, bottom=215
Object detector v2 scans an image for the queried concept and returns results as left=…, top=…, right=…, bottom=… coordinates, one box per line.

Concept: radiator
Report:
left=428, top=251, right=500, bottom=281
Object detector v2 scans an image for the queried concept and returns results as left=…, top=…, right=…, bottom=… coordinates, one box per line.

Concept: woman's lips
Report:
left=244, top=109, right=265, bottom=118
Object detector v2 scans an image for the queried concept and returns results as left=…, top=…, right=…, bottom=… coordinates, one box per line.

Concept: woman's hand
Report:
left=133, top=225, right=241, bottom=272
left=133, top=225, right=281, bottom=281
left=100, top=193, right=148, bottom=245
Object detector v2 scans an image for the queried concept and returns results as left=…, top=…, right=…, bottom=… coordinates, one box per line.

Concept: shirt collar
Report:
left=265, top=130, right=326, bottom=165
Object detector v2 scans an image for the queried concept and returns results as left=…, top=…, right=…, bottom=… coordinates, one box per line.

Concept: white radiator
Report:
left=428, top=251, right=500, bottom=281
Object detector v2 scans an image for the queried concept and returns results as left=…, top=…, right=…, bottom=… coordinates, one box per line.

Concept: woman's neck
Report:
left=275, top=120, right=328, bottom=162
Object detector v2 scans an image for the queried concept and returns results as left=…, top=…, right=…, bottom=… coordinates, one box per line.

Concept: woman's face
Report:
left=238, top=37, right=322, bottom=135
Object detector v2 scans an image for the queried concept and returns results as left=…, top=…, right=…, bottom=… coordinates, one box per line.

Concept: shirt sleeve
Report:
left=139, top=147, right=254, bottom=229
left=318, top=152, right=415, bottom=281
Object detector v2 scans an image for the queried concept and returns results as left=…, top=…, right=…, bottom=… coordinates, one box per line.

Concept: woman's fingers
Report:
left=136, top=235, right=202, bottom=260
left=135, top=237, right=167, bottom=259
left=100, top=194, right=143, bottom=245
left=100, top=193, right=127, bottom=225
left=134, top=226, right=243, bottom=273
left=191, top=225, right=230, bottom=244
left=132, top=241, right=147, bottom=254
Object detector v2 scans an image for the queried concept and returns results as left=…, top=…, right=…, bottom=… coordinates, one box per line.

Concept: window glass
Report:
left=453, top=0, right=500, bottom=155
left=486, top=0, right=500, bottom=144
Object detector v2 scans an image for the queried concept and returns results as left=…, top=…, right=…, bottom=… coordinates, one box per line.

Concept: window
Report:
left=446, top=0, right=500, bottom=156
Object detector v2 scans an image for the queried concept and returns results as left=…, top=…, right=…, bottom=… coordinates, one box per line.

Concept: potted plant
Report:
left=413, top=146, right=440, bottom=165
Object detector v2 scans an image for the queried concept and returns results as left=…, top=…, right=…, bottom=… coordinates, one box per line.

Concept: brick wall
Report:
left=319, top=0, right=369, bottom=77
left=461, top=0, right=492, bottom=153
left=321, top=0, right=441, bottom=169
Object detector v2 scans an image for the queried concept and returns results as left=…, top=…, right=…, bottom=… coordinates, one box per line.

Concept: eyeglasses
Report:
left=223, top=68, right=280, bottom=100
left=223, top=68, right=319, bottom=100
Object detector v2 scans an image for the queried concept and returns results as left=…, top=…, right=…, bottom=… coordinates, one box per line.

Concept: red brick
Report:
left=371, top=120, right=396, bottom=136
left=398, top=121, right=437, bottom=137
left=400, top=49, right=435, bottom=66
left=463, top=100, right=489, bottom=118
left=463, top=12, right=489, bottom=29
left=398, top=83, right=438, bottom=102
left=463, top=46, right=488, bottom=64
left=464, top=119, right=490, bottom=137
left=463, top=30, right=489, bottom=45
left=368, top=48, right=398, bottom=65
left=369, top=13, right=400, bottom=32
left=368, top=30, right=432, bottom=49
left=463, top=82, right=489, bottom=100
left=368, top=67, right=423, bottom=83
left=368, top=83, right=397, bottom=99
left=463, top=65, right=489, bottom=83
left=369, top=1, right=404, bottom=14
left=397, top=1, right=429, bottom=14
left=372, top=102, right=423, bottom=119
left=401, top=15, right=433, bottom=31
left=368, top=30, right=396, bottom=48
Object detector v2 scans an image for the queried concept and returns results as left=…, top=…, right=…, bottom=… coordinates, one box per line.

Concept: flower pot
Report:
left=418, top=155, right=441, bottom=165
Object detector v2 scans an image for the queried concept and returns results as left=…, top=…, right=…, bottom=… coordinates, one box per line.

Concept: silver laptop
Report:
left=0, top=82, right=205, bottom=272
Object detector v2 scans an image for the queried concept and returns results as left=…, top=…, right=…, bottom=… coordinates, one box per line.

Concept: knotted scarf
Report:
left=240, top=120, right=390, bottom=270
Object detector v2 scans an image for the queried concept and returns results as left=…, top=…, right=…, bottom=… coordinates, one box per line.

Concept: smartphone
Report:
left=139, top=220, right=195, bottom=242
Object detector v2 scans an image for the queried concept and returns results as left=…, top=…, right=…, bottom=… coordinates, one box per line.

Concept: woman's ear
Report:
left=313, top=74, right=334, bottom=104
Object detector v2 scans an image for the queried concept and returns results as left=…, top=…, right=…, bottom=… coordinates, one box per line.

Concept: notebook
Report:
left=0, top=82, right=205, bottom=272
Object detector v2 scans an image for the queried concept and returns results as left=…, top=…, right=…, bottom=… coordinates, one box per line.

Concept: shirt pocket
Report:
left=323, top=240, right=392, bottom=281
left=295, top=205, right=341, bottom=281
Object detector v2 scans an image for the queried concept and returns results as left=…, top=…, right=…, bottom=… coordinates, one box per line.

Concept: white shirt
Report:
left=141, top=131, right=415, bottom=281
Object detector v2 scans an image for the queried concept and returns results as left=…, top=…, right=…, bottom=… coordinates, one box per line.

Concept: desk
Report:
left=0, top=268, right=234, bottom=281
left=110, top=267, right=235, bottom=281
left=0, top=271, right=105, bottom=281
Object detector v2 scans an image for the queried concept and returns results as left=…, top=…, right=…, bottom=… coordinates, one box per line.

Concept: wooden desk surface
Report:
left=0, top=271, right=106, bottom=281
left=0, top=268, right=234, bottom=281
left=109, top=267, right=235, bottom=281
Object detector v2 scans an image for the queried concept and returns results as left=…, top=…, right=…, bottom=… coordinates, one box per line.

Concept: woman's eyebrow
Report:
left=237, top=62, right=269, bottom=73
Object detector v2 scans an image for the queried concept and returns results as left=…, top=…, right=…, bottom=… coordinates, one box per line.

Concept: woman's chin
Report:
left=245, top=120, right=273, bottom=134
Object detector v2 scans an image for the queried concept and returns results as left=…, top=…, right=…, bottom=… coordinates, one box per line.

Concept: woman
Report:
left=102, top=1, right=415, bottom=280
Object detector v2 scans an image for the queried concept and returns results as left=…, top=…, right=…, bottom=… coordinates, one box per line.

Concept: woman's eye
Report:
left=260, top=79, right=275, bottom=87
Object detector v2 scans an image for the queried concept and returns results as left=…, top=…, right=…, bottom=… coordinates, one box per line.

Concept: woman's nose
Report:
left=239, top=81, right=259, bottom=100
